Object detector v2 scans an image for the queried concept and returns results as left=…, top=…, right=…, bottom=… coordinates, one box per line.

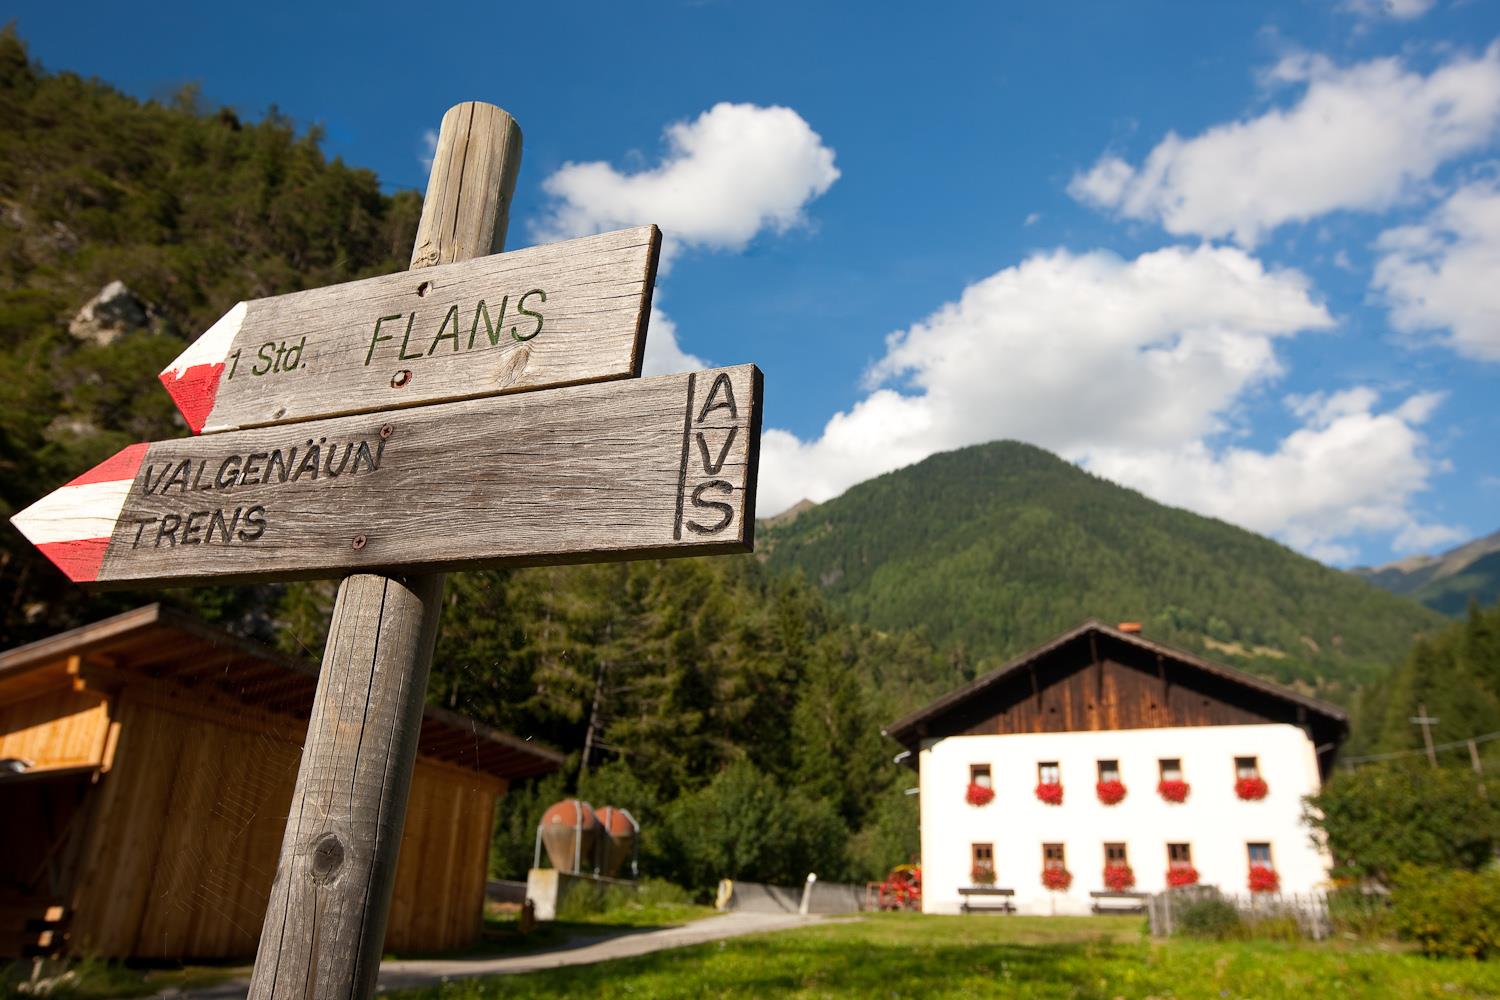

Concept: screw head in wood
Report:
left=380, top=423, right=394, bottom=439
left=391, top=370, right=412, bottom=388
left=352, top=534, right=367, bottom=550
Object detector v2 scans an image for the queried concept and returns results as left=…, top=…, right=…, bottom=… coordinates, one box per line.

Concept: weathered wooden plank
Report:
left=158, top=225, right=659, bottom=434
left=12, top=365, right=761, bottom=588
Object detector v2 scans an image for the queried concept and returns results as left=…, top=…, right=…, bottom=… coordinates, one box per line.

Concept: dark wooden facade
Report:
left=884, top=621, right=1347, bottom=775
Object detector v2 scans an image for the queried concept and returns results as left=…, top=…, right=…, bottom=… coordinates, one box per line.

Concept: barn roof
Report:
left=883, top=619, right=1348, bottom=751
left=0, top=604, right=562, bottom=780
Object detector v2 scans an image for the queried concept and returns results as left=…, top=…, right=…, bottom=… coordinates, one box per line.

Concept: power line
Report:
left=1342, top=728, right=1500, bottom=765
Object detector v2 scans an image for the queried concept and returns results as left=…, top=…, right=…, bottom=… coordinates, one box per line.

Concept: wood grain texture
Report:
left=160, top=225, right=659, bottom=434
left=66, top=364, right=760, bottom=587
left=245, top=100, right=518, bottom=1000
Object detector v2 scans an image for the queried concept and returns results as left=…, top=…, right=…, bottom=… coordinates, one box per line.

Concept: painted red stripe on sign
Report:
left=36, top=537, right=112, bottom=583
left=160, top=362, right=225, bottom=434
left=65, top=442, right=151, bottom=488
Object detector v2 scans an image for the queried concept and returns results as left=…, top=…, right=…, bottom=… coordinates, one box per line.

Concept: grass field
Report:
left=396, top=912, right=1500, bottom=1000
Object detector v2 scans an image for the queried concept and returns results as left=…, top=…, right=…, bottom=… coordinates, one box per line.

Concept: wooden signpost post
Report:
left=9, top=100, right=763, bottom=1000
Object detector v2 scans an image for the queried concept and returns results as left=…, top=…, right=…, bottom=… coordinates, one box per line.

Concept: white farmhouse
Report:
left=883, top=621, right=1347, bottom=916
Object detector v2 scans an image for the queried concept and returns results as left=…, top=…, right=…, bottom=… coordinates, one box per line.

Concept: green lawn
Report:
left=394, top=912, right=1500, bottom=1000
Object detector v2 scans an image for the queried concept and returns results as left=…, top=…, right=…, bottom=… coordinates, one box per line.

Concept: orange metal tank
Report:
left=538, top=799, right=597, bottom=873
left=594, top=805, right=638, bottom=878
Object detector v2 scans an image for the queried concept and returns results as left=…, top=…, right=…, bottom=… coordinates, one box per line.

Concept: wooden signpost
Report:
left=12, top=364, right=760, bottom=586
left=158, top=225, right=660, bottom=433
left=8, top=100, right=763, bottom=1000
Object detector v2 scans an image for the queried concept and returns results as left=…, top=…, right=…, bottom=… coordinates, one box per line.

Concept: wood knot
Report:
left=309, top=833, right=346, bottom=884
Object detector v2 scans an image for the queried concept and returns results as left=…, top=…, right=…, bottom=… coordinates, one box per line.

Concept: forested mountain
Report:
left=759, top=440, right=1447, bottom=699
left=0, top=27, right=420, bottom=644
left=1352, top=529, right=1500, bottom=617
left=1350, top=600, right=1500, bottom=756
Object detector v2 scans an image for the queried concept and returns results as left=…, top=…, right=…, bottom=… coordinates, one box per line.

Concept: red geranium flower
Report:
left=965, top=782, right=995, bottom=806
left=1096, top=779, right=1127, bottom=805
left=1235, top=776, right=1269, bottom=801
left=1248, top=865, right=1279, bottom=893
left=970, top=864, right=996, bottom=885
left=1035, top=781, right=1064, bottom=805
left=1042, top=866, right=1073, bottom=891
left=1103, top=863, right=1135, bottom=891
left=1167, top=866, right=1199, bottom=887
left=1157, top=779, right=1190, bottom=803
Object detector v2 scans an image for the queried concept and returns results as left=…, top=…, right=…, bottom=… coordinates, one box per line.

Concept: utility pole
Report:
left=1469, top=738, right=1487, bottom=799
left=1410, top=703, right=1439, bottom=767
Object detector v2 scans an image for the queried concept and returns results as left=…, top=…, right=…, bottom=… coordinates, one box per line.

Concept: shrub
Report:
left=1174, top=895, right=1243, bottom=940
left=1391, top=866, right=1500, bottom=959
left=1326, top=887, right=1394, bottom=939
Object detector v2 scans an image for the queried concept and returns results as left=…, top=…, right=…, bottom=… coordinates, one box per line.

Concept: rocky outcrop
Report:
left=68, top=280, right=155, bottom=346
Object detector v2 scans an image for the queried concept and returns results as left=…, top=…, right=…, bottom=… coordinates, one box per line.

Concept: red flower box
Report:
left=1248, top=865, right=1279, bottom=893
left=1042, top=866, right=1073, bottom=891
left=1035, top=781, right=1064, bottom=805
left=965, top=782, right=995, bottom=806
left=1235, top=776, right=1269, bottom=801
left=1103, top=863, right=1135, bottom=891
left=1167, top=865, right=1200, bottom=887
left=1157, top=779, right=1190, bottom=803
left=1096, top=779, right=1127, bottom=805
left=970, top=864, right=996, bottom=885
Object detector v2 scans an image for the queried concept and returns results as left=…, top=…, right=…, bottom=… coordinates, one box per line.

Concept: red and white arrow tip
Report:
left=159, top=302, right=247, bottom=434
left=10, top=443, right=148, bottom=583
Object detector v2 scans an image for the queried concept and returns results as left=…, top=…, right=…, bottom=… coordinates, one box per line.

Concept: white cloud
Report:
left=533, top=102, right=839, bottom=265
left=759, top=244, right=1454, bottom=561
left=1373, top=178, right=1500, bottom=361
left=640, top=306, right=705, bottom=376
left=418, top=128, right=438, bottom=175
left=1069, top=45, right=1500, bottom=245
left=1341, top=0, right=1436, bottom=20
left=1083, top=389, right=1458, bottom=564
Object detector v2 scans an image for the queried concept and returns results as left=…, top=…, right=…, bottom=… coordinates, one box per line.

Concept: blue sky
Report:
left=11, top=0, right=1499, bottom=567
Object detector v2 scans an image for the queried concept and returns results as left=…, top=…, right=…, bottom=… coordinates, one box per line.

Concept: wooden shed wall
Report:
left=44, top=685, right=500, bottom=959
left=0, top=684, right=112, bottom=770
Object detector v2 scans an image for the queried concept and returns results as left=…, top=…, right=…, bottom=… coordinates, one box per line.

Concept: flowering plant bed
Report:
left=1156, top=778, right=1190, bottom=803
left=1042, top=866, right=1073, bottom=891
left=1248, top=864, right=1280, bottom=893
left=965, top=782, right=995, bottom=806
left=1034, top=781, right=1063, bottom=805
left=970, top=864, right=996, bottom=885
left=1102, top=863, right=1135, bottom=891
left=1235, top=776, right=1268, bottom=800
left=1095, top=779, right=1127, bottom=805
left=1166, top=865, right=1200, bottom=887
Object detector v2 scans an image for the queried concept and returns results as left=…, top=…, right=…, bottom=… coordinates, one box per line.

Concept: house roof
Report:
left=883, top=619, right=1349, bottom=749
left=0, top=603, right=562, bottom=780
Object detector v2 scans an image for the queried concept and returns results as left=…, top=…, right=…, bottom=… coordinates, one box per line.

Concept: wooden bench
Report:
left=958, top=887, right=1016, bottom=913
left=1090, top=890, right=1148, bottom=914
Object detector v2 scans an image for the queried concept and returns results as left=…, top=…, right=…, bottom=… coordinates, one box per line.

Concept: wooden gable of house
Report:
left=884, top=621, right=1348, bottom=775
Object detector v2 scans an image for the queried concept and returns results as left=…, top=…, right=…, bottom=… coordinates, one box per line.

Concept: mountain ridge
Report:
left=1351, top=529, right=1500, bottom=616
left=759, top=440, right=1446, bottom=696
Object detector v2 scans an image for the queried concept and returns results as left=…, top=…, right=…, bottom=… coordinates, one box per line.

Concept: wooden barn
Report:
left=0, top=604, right=561, bottom=960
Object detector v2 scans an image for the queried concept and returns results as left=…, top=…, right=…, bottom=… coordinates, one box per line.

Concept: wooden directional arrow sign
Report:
left=158, top=225, right=660, bottom=434
left=12, top=365, right=760, bottom=588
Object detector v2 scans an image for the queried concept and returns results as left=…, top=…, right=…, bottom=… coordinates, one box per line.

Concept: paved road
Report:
left=167, top=912, right=824, bottom=999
